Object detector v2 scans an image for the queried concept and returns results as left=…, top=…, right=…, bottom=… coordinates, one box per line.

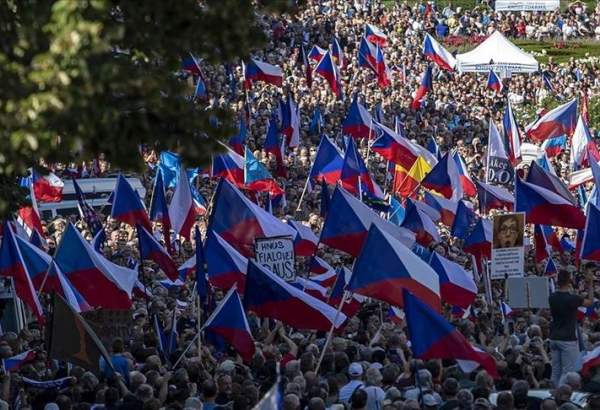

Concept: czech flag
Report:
left=243, top=58, right=283, bottom=89
left=502, top=101, right=522, bottom=165
left=208, top=179, right=296, bottom=256
left=486, top=69, right=503, bottom=93
left=542, top=135, right=567, bottom=158
left=309, top=255, right=335, bottom=275
left=0, top=223, right=45, bottom=323
left=463, top=219, right=493, bottom=268
left=149, top=169, right=172, bottom=254
left=263, top=114, right=286, bottom=178
left=452, top=152, right=477, bottom=197
left=410, top=198, right=441, bottom=223
left=515, top=177, right=585, bottom=229
left=365, top=24, right=387, bottom=46
left=329, top=267, right=364, bottom=319
left=181, top=53, right=202, bottom=76
left=348, top=225, right=441, bottom=310
left=358, top=36, right=378, bottom=71
left=527, top=161, right=576, bottom=206
left=12, top=233, right=51, bottom=290
left=17, top=178, right=44, bottom=238
left=544, top=257, right=558, bottom=275
left=430, top=253, right=477, bottom=309
left=177, top=254, right=196, bottom=281
left=308, top=45, right=327, bottom=62
left=31, top=170, right=64, bottom=203
left=404, top=290, right=498, bottom=378
left=287, top=220, right=319, bottom=257
left=279, top=94, right=300, bottom=148
left=371, top=122, right=437, bottom=170
left=533, top=224, right=552, bottom=263
left=475, top=180, right=514, bottom=214
left=570, top=116, right=600, bottom=169
left=204, top=287, right=255, bottom=362
left=243, top=261, right=347, bottom=331
left=411, top=65, right=432, bottom=110
left=422, top=33, right=456, bottom=71
left=582, top=345, right=600, bottom=376
left=307, top=135, right=344, bottom=190
left=387, top=306, right=405, bottom=325
left=168, top=168, right=197, bottom=240
left=421, top=152, right=462, bottom=200
left=526, top=99, right=577, bottom=142
left=111, top=175, right=151, bottom=231
left=340, top=138, right=384, bottom=199
left=451, top=200, right=478, bottom=238
left=342, top=96, right=375, bottom=139
left=401, top=199, right=440, bottom=246
left=313, top=51, right=343, bottom=99
left=53, top=223, right=137, bottom=310
left=212, top=144, right=245, bottom=187
left=3, top=350, right=36, bottom=373
left=49, top=261, right=92, bottom=313
left=320, top=186, right=415, bottom=256
left=228, top=118, right=247, bottom=156
left=331, top=37, right=345, bottom=69
left=580, top=203, right=600, bottom=261
left=423, top=192, right=458, bottom=227
left=292, top=277, right=328, bottom=301
left=375, top=44, right=391, bottom=88
left=137, top=225, right=178, bottom=280
left=244, top=147, right=284, bottom=197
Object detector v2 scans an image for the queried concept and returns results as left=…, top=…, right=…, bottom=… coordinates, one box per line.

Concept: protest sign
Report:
left=491, top=212, right=525, bottom=279
left=254, top=236, right=296, bottom=282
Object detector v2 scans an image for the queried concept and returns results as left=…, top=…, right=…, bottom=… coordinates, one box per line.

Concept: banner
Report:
left=495, top=0, right=559, bottom=11
left=254, top=236, right=296, bottom=282
left=487, top=156, right=514, bottom=186
left=491, top=213, right=525, bottom=279
left=81, top=309, right=133, bottom=350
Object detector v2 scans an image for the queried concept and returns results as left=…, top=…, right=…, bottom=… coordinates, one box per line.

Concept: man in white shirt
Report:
left=339, top=362, right=364, bottom=404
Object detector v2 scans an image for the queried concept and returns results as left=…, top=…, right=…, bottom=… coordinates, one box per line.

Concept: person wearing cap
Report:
left=339, top=362, right=364, bottom=404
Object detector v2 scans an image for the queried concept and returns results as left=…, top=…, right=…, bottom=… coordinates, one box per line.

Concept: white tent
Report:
left=456, top=31, right=539, bottom=75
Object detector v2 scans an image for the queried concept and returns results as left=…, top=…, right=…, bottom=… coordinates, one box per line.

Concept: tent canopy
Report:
left=456, top=31, right=539, bottom=75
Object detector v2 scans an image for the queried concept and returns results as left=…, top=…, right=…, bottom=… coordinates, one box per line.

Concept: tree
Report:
left=0, top=0, right=295, bottom=217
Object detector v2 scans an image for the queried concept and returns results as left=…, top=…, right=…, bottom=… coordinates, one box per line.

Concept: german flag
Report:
left=47, top=295, right=114, bottom=375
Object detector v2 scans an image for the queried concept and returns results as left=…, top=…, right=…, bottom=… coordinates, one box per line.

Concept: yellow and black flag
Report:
left=47, top=294, right=114, bottom=375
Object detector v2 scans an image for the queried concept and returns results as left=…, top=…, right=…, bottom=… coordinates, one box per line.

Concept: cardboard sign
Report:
left=491, top=213, right=525, bottom=279
left=82, top=309, right=133, bottom=349
left=505, top=277, right=550, bottom=309
left=254, top=236, right=296, bottom=282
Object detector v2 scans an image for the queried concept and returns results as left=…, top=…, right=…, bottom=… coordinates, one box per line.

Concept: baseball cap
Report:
left=348, top=362, right=363, bottom=377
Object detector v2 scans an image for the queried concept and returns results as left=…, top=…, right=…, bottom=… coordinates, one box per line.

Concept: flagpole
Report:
left=314, top=291, right=348, bottom=374
left=295, top=176, right=311, bottom=212
left=197, top=292, right=203, bottom=359
left=365, top=119, right=373, bottom=167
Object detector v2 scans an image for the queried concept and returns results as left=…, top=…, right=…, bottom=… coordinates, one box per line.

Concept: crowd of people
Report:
left=4, top=1, right=600, bottom=409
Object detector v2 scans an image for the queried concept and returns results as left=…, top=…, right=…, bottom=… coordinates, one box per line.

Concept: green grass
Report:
left=383, top=0, right=597, bottom=12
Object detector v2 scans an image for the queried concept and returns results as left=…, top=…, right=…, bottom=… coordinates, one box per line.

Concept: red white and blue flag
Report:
left=348, top=225, right=441, bottom=310
left=342, top=96, right=375, bottom=139
left=243, top=260, right=347, bottom=331
left=206, top=231, right=248, bottom=293
left=570, top=116, right=600, bottom=170
left=404, top=290, right=498, bottom=378
left=331, top=36, right=345, bottom=69
left=475, top=180, right=514, bottom=214
left=3, top=350, right=36, bottom=373
left=580, top=204, right=600, bottom=261
left=541, top=135, right=567, bottom=158
left=365, top=24, right=387, bottom=46
left=243, top=58, right=283, bottom=89
left=31, top=170, right=64, bottom=203
left=168, top=167, right=197, bottom=240
left=452, top=152, right=477, bottom=197
left=430, top=253, right=477, bottom=309
left=486, top=69, right=503, bottom=93
left=204, top=286, right=255, bottom=362
left=111, top=175, right=151, bottom=231
left=422, top=33, right=456, bottom=71
left=526, top=99, right=577, bottom=142
left=411, top=65, right=433, bottom=110
left=313, top=51, right=343, bottom=99
left=307, top=135, right=344, bottom=190
left=502, top=101, right=521, bottom=165
left=137, top=225, right=178, bottom=280
left=421, top=151, right=463, bottom=200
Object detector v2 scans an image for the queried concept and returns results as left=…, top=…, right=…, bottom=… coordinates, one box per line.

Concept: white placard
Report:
left=491, top=213, right=525, bottom=279
left=254, top=236, right=296, bottom=282
left=495, top=0, right=559, bottom=11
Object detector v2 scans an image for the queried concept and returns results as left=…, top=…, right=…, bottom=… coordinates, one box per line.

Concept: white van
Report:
left=37, top=176, right=146, bottom=220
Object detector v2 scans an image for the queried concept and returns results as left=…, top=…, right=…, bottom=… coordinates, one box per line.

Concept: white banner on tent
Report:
left=495, top=0, right=559, bottom=11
